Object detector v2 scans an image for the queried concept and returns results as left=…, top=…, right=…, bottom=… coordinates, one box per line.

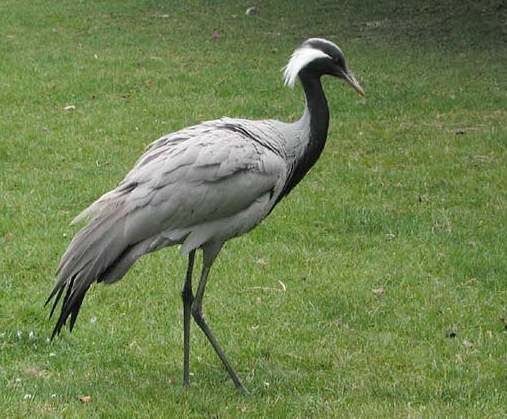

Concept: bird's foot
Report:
left=236, top=383, right=249, bottom=395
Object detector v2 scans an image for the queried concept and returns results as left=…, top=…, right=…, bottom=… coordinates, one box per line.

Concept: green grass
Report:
left=1, top=0, right=506, bottom=416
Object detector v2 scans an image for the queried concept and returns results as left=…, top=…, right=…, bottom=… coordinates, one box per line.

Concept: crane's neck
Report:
left=299, top=74, right=330, bottom=145
left=280, top=74, right=329, bottom=198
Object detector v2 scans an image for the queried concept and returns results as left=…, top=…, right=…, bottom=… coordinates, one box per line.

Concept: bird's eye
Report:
left=334, top=58, right=344, bottom=67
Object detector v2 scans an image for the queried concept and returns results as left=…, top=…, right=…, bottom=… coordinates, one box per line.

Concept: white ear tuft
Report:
left=282, top=46, right=330, bottom=88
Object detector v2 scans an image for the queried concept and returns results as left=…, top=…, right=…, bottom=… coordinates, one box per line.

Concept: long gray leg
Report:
left=182, top=249, right=196, bottom=387
left=191, top=243, right=247, bottom=393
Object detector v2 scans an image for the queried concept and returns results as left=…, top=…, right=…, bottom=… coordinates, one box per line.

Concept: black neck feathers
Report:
left=278, top=74, right=330, bottom=200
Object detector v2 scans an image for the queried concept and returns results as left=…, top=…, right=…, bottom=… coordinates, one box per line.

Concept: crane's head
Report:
left=283, top=38, right=364, bottom=96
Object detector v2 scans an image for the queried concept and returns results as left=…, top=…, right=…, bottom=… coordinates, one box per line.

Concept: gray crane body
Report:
left=59, top=115, right=311, bottom=285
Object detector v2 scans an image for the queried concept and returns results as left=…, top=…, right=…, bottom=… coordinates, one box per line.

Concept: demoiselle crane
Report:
left=46, top=38, right=364, bottom=392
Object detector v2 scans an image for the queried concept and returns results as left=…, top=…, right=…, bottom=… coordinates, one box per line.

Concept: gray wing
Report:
left=47, top=121, right=288, bottom=337
left=74, top=124, right=287, bottom=243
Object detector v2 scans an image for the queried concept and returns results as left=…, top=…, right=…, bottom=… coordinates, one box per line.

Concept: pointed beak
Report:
left=343, top=71, right=365, bottom=97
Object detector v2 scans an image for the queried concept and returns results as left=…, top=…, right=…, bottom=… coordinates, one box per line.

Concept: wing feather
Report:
left=48, top=119, right=288, bottom=337
left=121, top=132, right=285, bottom=241
left=77, top=123, right=287, bottom=245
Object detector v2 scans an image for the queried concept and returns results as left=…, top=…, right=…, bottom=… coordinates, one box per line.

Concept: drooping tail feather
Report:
left=71, top=181, right=138, bottom=225
left=46, top=209, right=131, bottom=339
left=45, top=275, right=77, bottom=339
left=46, top=201, right=175, bottom=339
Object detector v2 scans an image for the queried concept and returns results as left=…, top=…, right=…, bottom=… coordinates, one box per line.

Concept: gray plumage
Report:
left=46, top=38, right=364, bottom=392
left=49, top=118, right=291, bottom=316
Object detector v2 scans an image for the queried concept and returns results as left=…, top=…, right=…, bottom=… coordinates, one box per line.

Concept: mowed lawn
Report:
left=1, top=0, right=506, bottom=416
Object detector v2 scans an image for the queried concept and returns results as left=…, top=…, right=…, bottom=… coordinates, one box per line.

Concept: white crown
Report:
left=282, top=39, right=338, bottom=88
